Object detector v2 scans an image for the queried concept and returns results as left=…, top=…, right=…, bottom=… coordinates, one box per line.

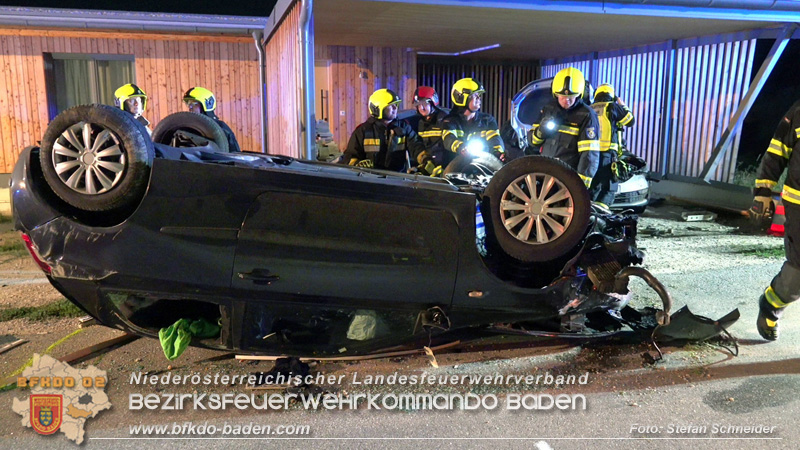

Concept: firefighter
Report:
left=751, top=100, right=800, bottom=340
left=341, top=88, right=424, bottom=171
left=590, top=83, right=636, bottom=208
left=529, top=67, right=601, bottom=189
left=441, top=78, right=505, bottom=166
left=183, top=87, right=241, bottom=152
left=411, top=86, right=448, bottom=176
left=114, top=83, right=151, bottom=135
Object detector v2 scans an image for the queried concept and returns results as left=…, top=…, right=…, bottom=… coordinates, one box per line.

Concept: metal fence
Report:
left=544, top=38, right=757, bottom=183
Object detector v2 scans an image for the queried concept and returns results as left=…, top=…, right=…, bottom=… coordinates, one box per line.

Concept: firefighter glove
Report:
left=417, top=160, right=438, bottom=176
left=416, top=151, right=431, bottom=166
left=611, top=161, right=630, bottom=182
left=749, top=196, right=773, bottom=222
left=538, top=113, right=561, bottom=139
left=355, top=159, right=374, bottom=168
left=430, top=164, right=443, bottom=177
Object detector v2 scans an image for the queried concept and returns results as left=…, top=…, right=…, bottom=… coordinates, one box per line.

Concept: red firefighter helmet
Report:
left=413, top=86, right=439, bottom=107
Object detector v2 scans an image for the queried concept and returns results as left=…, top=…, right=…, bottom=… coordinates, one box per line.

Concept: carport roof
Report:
left=313, top=0, right=800, bottom=60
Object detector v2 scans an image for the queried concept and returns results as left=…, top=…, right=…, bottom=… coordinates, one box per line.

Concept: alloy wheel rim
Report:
left=499, top=172, right=574, bottom=244
left=52, top=122, right=126, bottom=195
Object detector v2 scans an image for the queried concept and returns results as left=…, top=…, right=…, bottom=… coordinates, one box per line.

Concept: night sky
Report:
left=0, top=0, right=277, bottom=16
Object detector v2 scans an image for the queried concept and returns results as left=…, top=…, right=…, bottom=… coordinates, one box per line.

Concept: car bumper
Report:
left=611, top=175, right=649, bottom=210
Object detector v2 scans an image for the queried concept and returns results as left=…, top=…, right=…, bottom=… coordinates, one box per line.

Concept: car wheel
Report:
left=39, top=104, right=154, bottom=212
left=484, top=156, right=591, bottom=262
left=152, top=112, right=229, bottom=152
left=443, top=153, right=503, bottom=176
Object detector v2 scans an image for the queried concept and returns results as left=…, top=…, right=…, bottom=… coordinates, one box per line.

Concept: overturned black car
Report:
left=12, top=104, right=710, bottom=358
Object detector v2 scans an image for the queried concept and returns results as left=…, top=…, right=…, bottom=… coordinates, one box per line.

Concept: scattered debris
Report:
left=0, top=338, right=27, bottom=355
left=235, top=340, right=461, bottom=363
left=78, top=315, right=96, bottom=328
left=640, top=226, right=672, bottom=237
left=681, top=211, right=717, bottom=222
left=423, top=346, right=439, bottom=368
left=249, top=357, right=311, bottom=389
left=58, top=334, right=139, bottom=365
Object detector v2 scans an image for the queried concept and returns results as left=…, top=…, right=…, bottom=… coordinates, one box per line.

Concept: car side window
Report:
left=517, top=87, right=552, bottom=126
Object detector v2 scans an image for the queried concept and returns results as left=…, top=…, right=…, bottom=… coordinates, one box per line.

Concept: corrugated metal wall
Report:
left=0, top=28, right=262, bottom=173
left=543, top=38, right=756, bottom=183
left=265, top=0, right=303, bottom=158
left=417, top=59, right=538, bottom=128
left=316, top=45, right=417, bottom=152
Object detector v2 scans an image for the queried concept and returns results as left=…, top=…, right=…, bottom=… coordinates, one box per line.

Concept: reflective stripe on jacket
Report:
left=341, top=117, right=424, bottom=172
left=755, top=99, right=800, bottom=206
left=441, top=109, right=505, bottom=155
left=529, top=99, right=601, bottom=185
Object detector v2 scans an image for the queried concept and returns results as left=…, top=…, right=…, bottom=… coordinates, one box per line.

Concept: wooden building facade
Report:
left=264, top=0, right=418, bottom=156
left=0, top=25, right=263, bottom=174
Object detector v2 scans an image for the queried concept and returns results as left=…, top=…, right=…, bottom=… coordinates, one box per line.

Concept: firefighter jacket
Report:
left=414, top=108, right=449, bottom=166
left=755, top=99, right=800, bottom=207
left=342, top=117, right=424, bottom=171
left=135, top=115, right=152, bottom=136
left=441, top=108, right=505, bottom=158
left=590, top=101, right=635, bottom=155
left=529, top=99, right=601, bottom=186
left=205, top=111, right=241, bottom=153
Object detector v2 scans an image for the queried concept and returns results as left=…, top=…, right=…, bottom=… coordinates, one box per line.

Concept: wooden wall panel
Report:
left=0, top=29, right=261, bottom=173
left=316, top=45, right=417, bottom=152
left=417, top=60, right=538, bottom=131
left=264, top=0, right=301, bottom=157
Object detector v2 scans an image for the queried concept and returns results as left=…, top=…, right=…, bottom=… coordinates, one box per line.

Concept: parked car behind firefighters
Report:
left=507, top=77, right=652, bottom=213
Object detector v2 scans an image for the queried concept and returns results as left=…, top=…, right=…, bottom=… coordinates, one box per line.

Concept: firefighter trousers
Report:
left=760, top=203, right=800, bottom=319
left=590, top=152, right=618, bottom=207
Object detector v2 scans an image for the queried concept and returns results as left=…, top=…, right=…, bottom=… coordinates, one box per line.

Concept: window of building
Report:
left=44, top=53, right=135, bottom=118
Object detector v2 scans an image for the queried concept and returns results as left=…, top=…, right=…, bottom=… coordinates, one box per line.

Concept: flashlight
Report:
left=545, top=120, right=557, bottom=131
left=466, top=139, right=486, bottom=157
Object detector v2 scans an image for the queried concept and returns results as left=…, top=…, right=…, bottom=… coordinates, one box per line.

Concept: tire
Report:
left=39, top=104, right=154, bottom=212
left=152, top=112, right=229, bottom=152
left=484, top=156, right=591, bottom=262
left=443, top=153, right=503, bottom=176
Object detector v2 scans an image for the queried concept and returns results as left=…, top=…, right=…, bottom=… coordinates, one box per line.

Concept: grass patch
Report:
left=730, top=245, right=785, bottom=258
left=0, top=299, right=83, bottom=322
left=0, top=239, right=26, bottom=255
left=0, top=214, right=10, bottom=224
left=732, top=162, right=787, bottom=189
left=0, top=230, right=26, bottom=256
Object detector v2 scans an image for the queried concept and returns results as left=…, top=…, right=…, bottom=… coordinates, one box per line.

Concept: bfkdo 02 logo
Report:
left=30, top=394, right=63, bottom=435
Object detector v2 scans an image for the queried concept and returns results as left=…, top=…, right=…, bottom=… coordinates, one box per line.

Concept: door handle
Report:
left=238, top=268, right=280, bottom=285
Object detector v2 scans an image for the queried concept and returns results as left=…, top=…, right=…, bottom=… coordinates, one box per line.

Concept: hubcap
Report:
left=52, top=122, right=126, bottom=195
left=499, top=172, right=574, bottom=245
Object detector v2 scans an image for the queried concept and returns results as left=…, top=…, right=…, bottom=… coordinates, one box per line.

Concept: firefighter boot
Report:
left=757, top=292, right=785, bottom=341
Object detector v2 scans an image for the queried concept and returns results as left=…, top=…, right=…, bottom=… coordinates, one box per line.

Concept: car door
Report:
left=230, top=174, right=461, bottom=309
